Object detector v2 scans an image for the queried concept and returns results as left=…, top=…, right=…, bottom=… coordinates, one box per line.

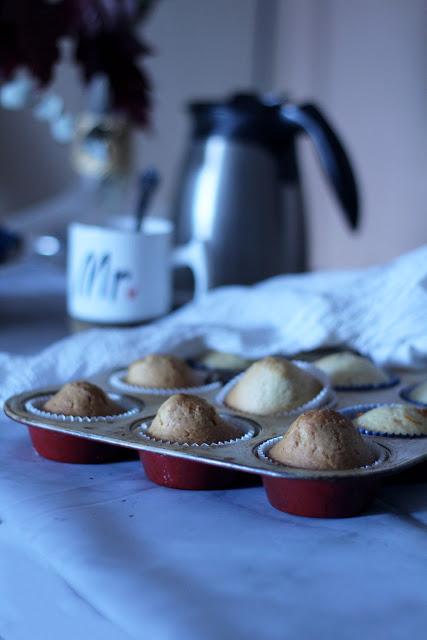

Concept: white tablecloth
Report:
left=1, top=259, right=427, bottom=640
left=2, top=410, right=427, bottom=640
left=1, top=245, right=427, bottom=407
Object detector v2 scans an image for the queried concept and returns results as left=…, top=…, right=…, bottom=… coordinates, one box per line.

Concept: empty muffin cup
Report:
left=136, top=414, right=257, bottom=490
left=24, top=392, right=143, bottom=464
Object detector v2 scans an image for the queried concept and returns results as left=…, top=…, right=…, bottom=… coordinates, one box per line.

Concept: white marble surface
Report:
left=2, top=261, right=427, bottom=639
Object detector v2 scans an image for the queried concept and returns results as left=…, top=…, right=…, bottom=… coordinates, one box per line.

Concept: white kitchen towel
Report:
left=1, top=245, right=427, bottom=405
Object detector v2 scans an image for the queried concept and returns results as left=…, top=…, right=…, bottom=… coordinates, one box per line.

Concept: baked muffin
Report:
left=354, top=404, right=427, bottom=436
left=225, top=356, right=322, bottom=415
left=126, top=354, right=199, bottom=388
left=269, top=408, right=377, bottom=470
left=314, top=351, right=389, bottom=387
left=43, top=381, right=122, bottom=417
left=200, top=351, right=254, bottom=371
left=147, top=394, right=239, bottom=444
left=409, top=381, right=427, bottom=404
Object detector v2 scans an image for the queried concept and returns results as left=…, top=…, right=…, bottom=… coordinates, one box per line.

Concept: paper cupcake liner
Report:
left=132, top=414, right=258, bottom=448
left=321, top=388, right=338, bottom=410
left=257, top=436, right=384, bottom=470
left=215, top=360, right=331, bottom=417
left=340, top=403, right=427, bottom=438
left=109, top=368, right=222, bottom=397
left=25, top=393, right=143, bottom=424
left=333, top=371, right=400, bottom=392
left=399, top=383, right=427, bottom=408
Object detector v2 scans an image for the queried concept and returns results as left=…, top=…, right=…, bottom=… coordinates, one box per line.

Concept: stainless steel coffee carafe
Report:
left=173, top=93, right=359, bottom=289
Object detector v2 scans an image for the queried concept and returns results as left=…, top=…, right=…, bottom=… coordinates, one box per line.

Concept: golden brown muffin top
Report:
left=410, top=381, right=427, bottom=404
left=126, top=354, right=199, bottom=388
left=43, top=381, right=122, bottom=417
left=354, top=404, right=427, bottom=436
left=226, top=356, right=322, bottom=415
left=201, top=351, right=254, bottom=371
left=147, top=394, right=239, bottom=444
left=314, top=352, right=388, bottom=386
left=269, top=408, right=376, bottom=471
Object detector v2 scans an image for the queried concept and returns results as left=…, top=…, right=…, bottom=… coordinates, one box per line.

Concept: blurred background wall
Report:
left=0, top=0, right=426, bottom=270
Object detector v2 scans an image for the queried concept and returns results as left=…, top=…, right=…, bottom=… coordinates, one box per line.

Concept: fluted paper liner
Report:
left=25, top=393, right=143, bottom=423
left=257, top=436, right=383, bottom=470
left=109, top=368, right=221, bottom=396
left=134, top=413, right=258, bottom=448
left=342, top=403, right=427, bottom=438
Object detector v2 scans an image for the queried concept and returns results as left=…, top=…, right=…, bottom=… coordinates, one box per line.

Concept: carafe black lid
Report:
left=189, top=92, right=293, bottom=149
left=191, top=92, right=282, bottom=113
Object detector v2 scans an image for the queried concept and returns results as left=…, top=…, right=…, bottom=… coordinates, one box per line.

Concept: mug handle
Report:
left=172, top=240, right=210, bottom=300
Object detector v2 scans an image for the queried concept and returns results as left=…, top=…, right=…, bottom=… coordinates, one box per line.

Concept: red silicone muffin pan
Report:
left=139, top=451, right=248, bottom=490
left=4, top=365, right=427, bottom=518
left=27, top=425, right=138, bottom=464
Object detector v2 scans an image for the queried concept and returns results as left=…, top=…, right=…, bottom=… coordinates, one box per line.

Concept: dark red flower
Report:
left=0, top=0, right=155, bottom=127
left=0, top=0, right=68, bottom=83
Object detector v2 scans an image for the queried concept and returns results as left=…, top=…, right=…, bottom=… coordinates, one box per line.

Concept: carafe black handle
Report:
left=281, top=103, right=359, bottom=229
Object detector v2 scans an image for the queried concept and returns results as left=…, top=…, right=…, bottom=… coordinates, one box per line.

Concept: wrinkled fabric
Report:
left=1, top=245, right=427, bottom=406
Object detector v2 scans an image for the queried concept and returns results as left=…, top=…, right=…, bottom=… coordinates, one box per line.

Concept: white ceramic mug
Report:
left=67, top=216, right=208, bottom=324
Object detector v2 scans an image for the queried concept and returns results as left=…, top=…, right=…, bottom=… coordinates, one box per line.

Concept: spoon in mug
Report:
left=135, top=167, right=160, bottom=232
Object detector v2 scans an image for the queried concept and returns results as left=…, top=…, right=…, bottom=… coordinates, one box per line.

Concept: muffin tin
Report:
left=4, top=365, right=427, bottom=518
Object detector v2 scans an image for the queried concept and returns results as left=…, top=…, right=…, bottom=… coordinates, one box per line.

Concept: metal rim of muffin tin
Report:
left=4, top=366, right=427, bottom=482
